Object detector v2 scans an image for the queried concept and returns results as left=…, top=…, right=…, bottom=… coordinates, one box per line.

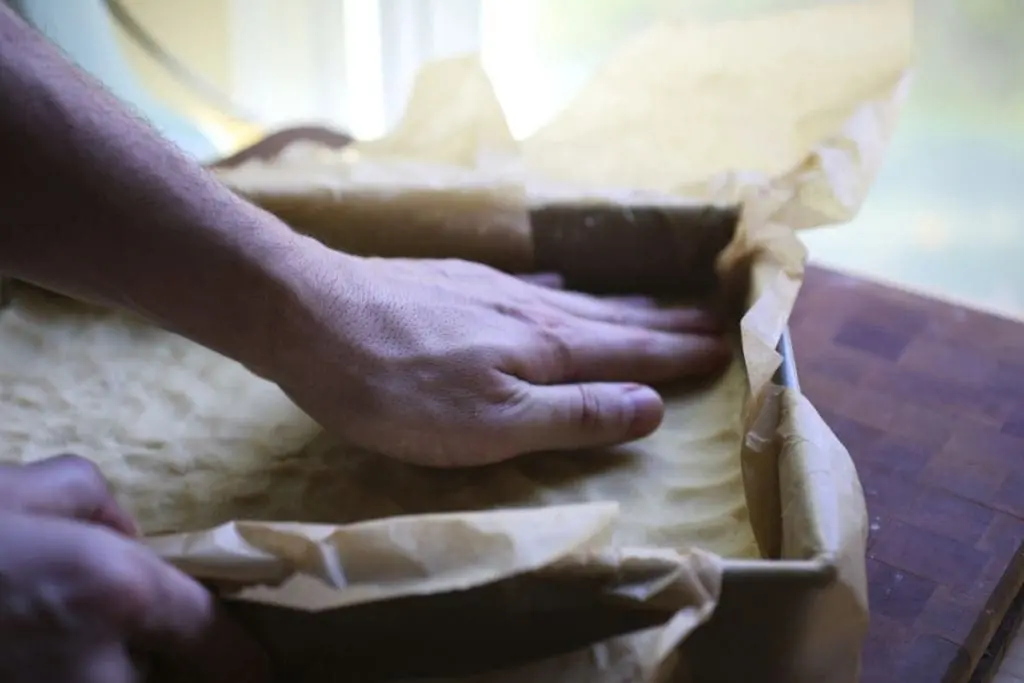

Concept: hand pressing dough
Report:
left=0, top=288, right=759, bottom=559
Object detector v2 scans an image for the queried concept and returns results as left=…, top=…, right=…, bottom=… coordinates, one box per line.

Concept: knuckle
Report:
left=50, top=454, right=115, bottom=507
left=626, top=331, right=675, bottom=365
left=448, top=343, right=505, bottom=377
left=624, top=327, right=664, bottom=350
left=51, top=453, right=108, bottom=485
left=570, top=385, right=608, bottom=432
left=438, top=258, right=490, bottom=278
left=518, top=326, right=574, bottom=384
left=544, top=329, right=576, bottom=374
left=491, top=299, right=542, bottom=323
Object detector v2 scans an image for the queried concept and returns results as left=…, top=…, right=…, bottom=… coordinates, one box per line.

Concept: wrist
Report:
left=238, top=217, right=365, bottom=384
left=224, top=214, right=320, bottom=379
left=163, top=203, right=318, bottom=379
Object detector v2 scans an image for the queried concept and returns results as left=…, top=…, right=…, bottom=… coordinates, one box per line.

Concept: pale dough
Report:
left=0, top=288, right=759, bottom=559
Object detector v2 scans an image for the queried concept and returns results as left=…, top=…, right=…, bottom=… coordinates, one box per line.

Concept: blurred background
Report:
left=9, top=0, right=1023, bottom=321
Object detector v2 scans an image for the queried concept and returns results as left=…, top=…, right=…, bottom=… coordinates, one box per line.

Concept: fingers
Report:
left=5, top=512, right=271, bottom=683
left=0, top=455, right=138, bottom=536
left=114, top=548, right=273, bottom=683
left=542, top=289, right=721, bottom=333
left=515, top=271, right=722, bottom=333
left=506, top=382, right=665, bottom=453
left=511, top=320, right=731, bottom=386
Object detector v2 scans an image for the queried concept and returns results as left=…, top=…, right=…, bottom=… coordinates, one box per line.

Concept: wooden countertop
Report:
left=790, top=265, right=1024, bottom=683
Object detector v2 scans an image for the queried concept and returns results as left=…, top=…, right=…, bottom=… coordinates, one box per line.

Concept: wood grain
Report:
left=791, top=266, right=1024, bottom=683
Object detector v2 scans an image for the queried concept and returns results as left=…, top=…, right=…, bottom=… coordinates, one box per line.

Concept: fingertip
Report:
left=624, top=384, right=664, bottom=439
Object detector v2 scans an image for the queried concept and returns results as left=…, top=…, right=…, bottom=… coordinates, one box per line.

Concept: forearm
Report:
left=0, top=5, right=314, bottom=372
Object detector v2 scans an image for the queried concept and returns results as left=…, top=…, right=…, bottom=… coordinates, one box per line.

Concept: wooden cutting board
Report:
left=790, top=265, right=1024, bottom=683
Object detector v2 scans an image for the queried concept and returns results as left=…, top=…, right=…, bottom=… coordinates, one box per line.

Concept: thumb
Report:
left=511, top=382, right=664, bottom=453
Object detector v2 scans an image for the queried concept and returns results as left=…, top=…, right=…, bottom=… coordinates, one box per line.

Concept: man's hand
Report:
left=0, top=5, right=729, bottom=470
left=0, top=456, right=271, bottom=683
left=0, top=455, right=138, bottom=535
left=272, top=251, right=732, bottom=468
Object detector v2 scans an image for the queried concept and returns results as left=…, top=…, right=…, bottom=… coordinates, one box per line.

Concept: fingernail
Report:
left=625, top=385, right=663, bottom=439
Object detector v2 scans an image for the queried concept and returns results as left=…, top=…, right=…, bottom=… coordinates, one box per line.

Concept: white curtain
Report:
left=226, top=0, right=617, bottom=140
left=229, top=0, right=485, bottom=139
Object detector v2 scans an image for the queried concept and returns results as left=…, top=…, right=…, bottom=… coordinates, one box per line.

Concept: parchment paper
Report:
left=0, top=1, right=912, bottom=681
